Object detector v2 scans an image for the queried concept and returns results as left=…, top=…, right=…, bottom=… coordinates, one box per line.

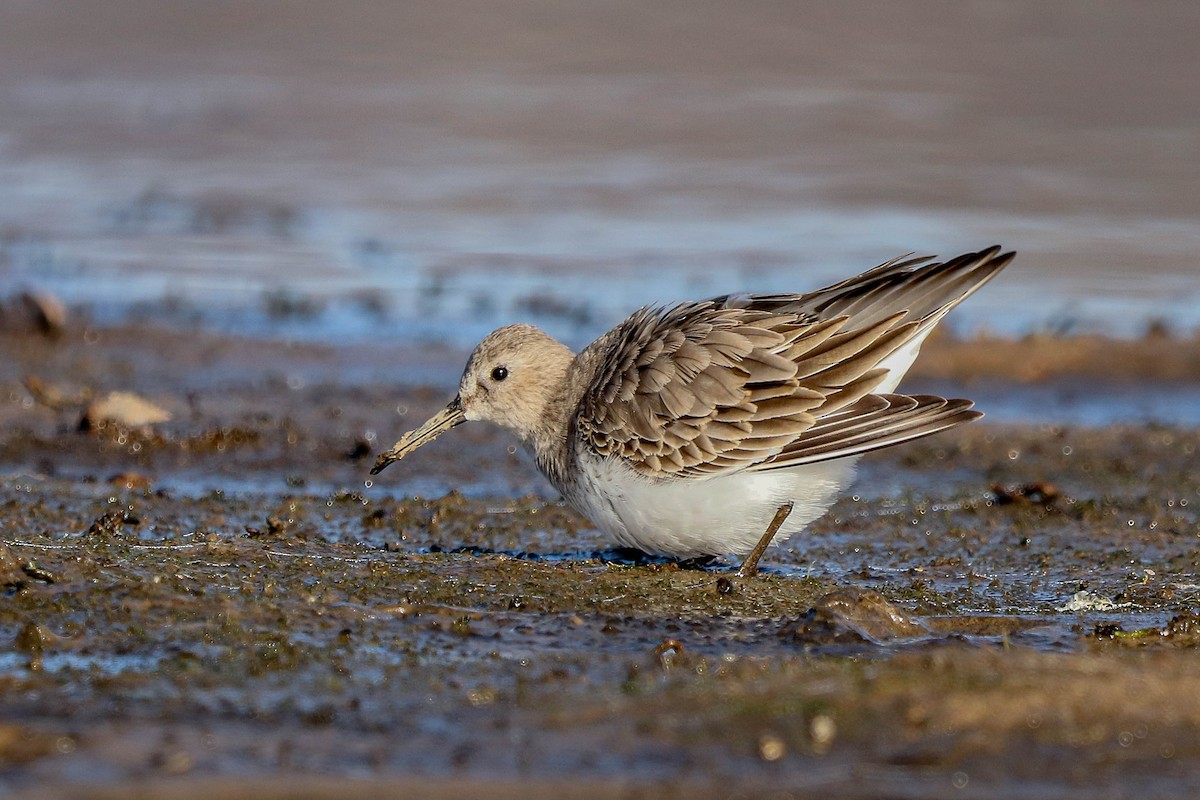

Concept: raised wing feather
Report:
left=712, top=245, right=1013, bottom=329
left=575, top=247, right=1010, bottom=479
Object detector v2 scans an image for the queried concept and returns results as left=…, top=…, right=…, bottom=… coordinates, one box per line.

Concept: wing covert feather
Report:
left=574, top=247, right=1012, bottom=479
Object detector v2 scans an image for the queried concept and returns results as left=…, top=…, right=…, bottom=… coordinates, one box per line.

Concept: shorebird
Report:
left=373, top=246, right=1013, bottom=575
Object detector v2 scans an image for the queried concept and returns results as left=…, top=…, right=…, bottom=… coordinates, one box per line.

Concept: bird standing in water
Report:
left=373, top=247, right=1013, bottom=575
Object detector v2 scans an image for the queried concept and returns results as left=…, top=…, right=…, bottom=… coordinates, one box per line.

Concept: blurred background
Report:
left=1, top=0, right=1197, bottom=350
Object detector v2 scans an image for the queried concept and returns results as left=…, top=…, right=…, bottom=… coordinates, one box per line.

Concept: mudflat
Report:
left=2, top=321, right=1199, bottom=798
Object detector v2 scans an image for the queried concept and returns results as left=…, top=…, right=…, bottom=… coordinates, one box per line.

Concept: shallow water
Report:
left=6, top=202, right=1200, bottom=348
left=910, top=379, right=1200, bottom=427
left=2, top=1, right=1199, bottom=350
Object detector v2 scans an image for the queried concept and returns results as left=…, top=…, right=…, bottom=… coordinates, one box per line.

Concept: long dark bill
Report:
left=370, top=397, right=466, bottom=475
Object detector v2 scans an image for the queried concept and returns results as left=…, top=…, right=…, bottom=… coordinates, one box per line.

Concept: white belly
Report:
left=564, top=452, right=858, bottom=559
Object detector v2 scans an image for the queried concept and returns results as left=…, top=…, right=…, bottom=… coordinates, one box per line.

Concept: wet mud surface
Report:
left=2, top=323, right=1200, bottom=799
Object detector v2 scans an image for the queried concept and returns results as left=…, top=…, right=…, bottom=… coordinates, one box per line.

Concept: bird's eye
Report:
left=491, top=366, right=509, bottom=382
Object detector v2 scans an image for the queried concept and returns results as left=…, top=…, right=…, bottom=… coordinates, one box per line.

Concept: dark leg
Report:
left=736, top=502, right=794, bottom=578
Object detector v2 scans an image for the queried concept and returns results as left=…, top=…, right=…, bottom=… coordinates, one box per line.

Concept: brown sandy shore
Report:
left=1, top=321, right=1199, bottom=799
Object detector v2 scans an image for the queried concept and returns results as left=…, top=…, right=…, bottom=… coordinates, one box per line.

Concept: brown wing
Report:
left=576, top=301, right=922, bottom=477
left=574, top=247, right=1011, bottom=479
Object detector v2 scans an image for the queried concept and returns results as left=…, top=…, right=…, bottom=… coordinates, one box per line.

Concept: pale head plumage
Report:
left=370, top=322, right=576, bottom=477
left=457, top=323, right=574, bottom=439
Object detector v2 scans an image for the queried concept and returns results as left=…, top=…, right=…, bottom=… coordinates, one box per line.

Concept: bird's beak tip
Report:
left=368, top=397, right=466, bottom=477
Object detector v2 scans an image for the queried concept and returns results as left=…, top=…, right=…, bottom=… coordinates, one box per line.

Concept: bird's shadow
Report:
left=428, top=543, right=721, bottom=570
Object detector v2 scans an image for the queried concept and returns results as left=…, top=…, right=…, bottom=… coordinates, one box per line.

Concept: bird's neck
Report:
left=519, top=347, right=580, bottom=490
left=525, top=355, right=590, bottom=491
